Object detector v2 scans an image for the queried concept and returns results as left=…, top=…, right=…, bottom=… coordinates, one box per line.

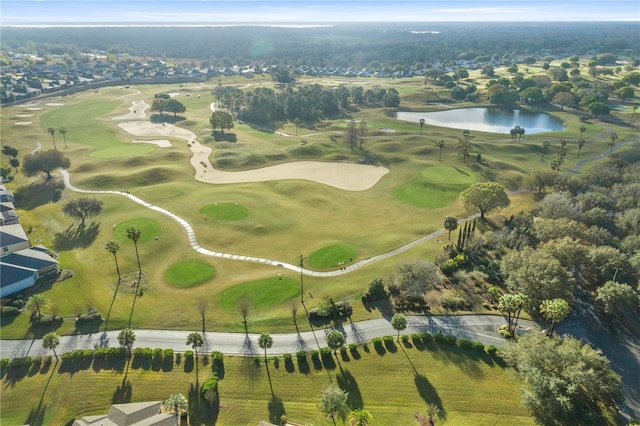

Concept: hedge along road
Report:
left=0, top=314, right=537, bottom=359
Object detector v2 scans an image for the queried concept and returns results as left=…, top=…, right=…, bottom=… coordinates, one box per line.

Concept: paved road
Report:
left=0, top=314, right=536, bottom=359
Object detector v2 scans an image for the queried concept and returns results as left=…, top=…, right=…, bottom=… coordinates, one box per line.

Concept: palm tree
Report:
left=577, top=138, right=585, bottom=158
left=105, top=240, right=121, bottom=282
left=47, top=127, right=57, bottom=150
left=42, top=332, right=60, bottom=361
left=579, top=125, right=586, bottom=139
left=349, top=408, right=373, bottom=426
left=539, top=298, right=571, bottom=336
left=186, top=332, right=204, bottom=358
left=163, top=393, right=188, bottom=419
left=443, top=216, right=458, bottom=240
left=457, top=135, right=472, bottom=163
left=59, top=127, right=68, bottom=149
left=517, top=126, right=525, bottom=142
left=541, top=140, right=551, bottom=161
left=258, top=332, right=273, bottom=364
left=609, top=132, right=618, bottom=155
left=126, top=226, right=142, bottom=279
left=437, top=140, right=445, bottom=162
left=419, top=118, right=425, bottom=137
left=325, top=330, right=345, bottom=356
left=391, top=313, right=407, bottom=341
left=117, top=328, right=136, bottom=356
left=25, top=294, right=48, bottom=321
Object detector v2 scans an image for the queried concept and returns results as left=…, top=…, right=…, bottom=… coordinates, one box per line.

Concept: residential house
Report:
left=73, top=401, right=177, bottom=426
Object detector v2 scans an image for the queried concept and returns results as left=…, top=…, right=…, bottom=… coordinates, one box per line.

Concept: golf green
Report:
left=307, top=244, right=356, bottom=268
left=422, top=165, right=476, bottom=185
left=164, top=261, right=215, bottom=288
left=201, top=202, right=249, bottom=220
left=113, top=218, right=162, bottom=243
left=218, top=277, right=299, bottom=312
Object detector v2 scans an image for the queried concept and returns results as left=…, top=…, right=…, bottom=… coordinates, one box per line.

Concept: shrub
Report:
left=348, top=343, right=358, bottom=352
left=382, top=335, right=394, bottom=344
left=420, top=332, right=433, bottom=343
left=0, top=358, right=8, bottom=369
left=82, top=349, right=94, bottom=359
left=113, top=347, right=127, bottom=358
left=442, top=295, right=472, bottom=311
left=175, top=353, right=182, bottom=363
left=339, top=346, right=348, bottom=356
left=12, top=299, right=24, bottom=308
left=153, top=348, right=163, bottom=360
left=184, top=350, right=194, bottom=361
left=211, top=351, right=223, bottom=368
left=163, top=349, right=174, bottom=360
left=367, top=277, right=387, bottom=300
left=42, top=355, right=52, bottom=365
left=133, top=347, right=145, bottom=358
left=457, top=338, right=473, bottom=350
left=143, top=348, right=153, bottom=359
left=296, top=350, right=308, bottom=361
left=31, top=355, right=42, bottom=366
left=443, top=334, right=457, bottom=345
left=283, top=353, right=293, bottom=362
left=94, top=347, right=109, bottom=359
left=485, top=345, right=498, bottom=356
left=9, top=356, right=32, bottom=367
left=201, top=375, right=219, bottom=403
left=411, top=333, right=422, bottom=344
left=371, top=337, right=383, bottom=345
left=310, top=350, right=320, bottom=361
left=433, top=333, right=446, bottom=344
left=320, top=347, right=332, bottom=358
left=1, top=306, right=20, bottom=317
left=401, top=334, right=410, bottom=343
left=471, top=341, right=486, bottom=353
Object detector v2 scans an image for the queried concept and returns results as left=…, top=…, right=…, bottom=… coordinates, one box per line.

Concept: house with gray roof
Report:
left=73, top=401, right=177, bottom=426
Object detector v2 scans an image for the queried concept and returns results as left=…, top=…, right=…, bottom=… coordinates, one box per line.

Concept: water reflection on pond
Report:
left=396, top=107, right=565, bottom=134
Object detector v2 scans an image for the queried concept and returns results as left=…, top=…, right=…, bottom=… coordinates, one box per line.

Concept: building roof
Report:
left=0, top=247, right=58, bottom=290
left=73, top=401, right=177, bottom=426
left=0, top=223, right=28, bottom=246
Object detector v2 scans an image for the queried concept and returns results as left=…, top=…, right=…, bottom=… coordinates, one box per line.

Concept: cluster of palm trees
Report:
left=46, top=127, right=68, bottom=150
left=105, top=225, right=143, bottom=285
left=509, top=125, right=526, bottom=142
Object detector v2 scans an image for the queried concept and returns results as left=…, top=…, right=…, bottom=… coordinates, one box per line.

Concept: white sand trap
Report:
left=14, top=121, right=32, bottom=126
left=45, top=102, right=64, bottom=106
left=27, top=107, right=43, bottom=111
left=118, top=120, right=389, bottom=191
left=379, top=128, right=396, bottom=132
left=132, top=139, right=171, bottom=147
left=16, top=114, right=34, bottom=118
left=112, top=100, right=149, bottom=120
left=168, top=92, right=181, bottom=97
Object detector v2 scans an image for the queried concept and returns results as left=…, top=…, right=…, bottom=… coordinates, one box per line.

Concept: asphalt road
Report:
left=0, top=314, right=536, bottom=359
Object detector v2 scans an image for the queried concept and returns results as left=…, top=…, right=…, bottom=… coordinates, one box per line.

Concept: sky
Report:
left=1, top=0, right=639, bottom=25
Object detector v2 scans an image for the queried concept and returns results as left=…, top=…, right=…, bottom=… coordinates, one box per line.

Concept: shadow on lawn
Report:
left=336, top=368, right=363, bottom=409
left=24, top=360, right=57, bottom=426
left=414, top=373, right=446, bottom=421
left=13, top=178, right=65, bottom=210
left=189, top=382, right=219, bottom=425
left=53, top=222, right=100, bottom=251
left=268, top=396, right=286, bottom=425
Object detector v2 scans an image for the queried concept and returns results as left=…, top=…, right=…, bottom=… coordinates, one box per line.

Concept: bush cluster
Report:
left=441, top=295, right=472, bottom=311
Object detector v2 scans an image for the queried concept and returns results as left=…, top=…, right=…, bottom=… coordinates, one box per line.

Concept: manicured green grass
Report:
left=307, top=244, right=356, bottom=268
left=393, top=169, right=473, bottom=209
left=114, top=218, right=162, bottom=244
left=0, top=342, right=534, bottom=426
left=201, top=202, right=249, bottom=220
left=422, top=165, right=477, bottom=185
left=164, top=261, right=215, bottom=288
left=218, top=277, right=299, bottom=312
left=90, top=144, right=156, bottom=158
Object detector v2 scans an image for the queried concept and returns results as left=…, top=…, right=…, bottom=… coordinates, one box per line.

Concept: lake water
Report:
left=396, top=107, right=565, bottom=134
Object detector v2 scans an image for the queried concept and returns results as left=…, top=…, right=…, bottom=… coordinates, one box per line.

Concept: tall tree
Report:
left=391, top=313, right=407, bottom=341
left=21, top=149, right=71, bottom=180
left=47, top=127, right=57, bottom=150
left=105, top=240, right=121, bottom=281
left=187, top=332, right=204, bottom=358
left=443, top=216, right=458, bottom=240
left=359, top=120, right=367, bottom=150
left=539, top=298, right=571, bottom=336
left=419, top=118, right=425, bottom=137
left=459, top=182, right=510, bottom=219
left=437, top=140, right=445, bottom=162
left=117, top=328, right=136, bottom=356
left=258, top=332, right=273, bottom=364
left=608, top=132, right=618, bottom=155
left=500, top=333, right=622, bottom=425
left=209, top=110, right=235, bottom=133
left=42, top=331, right=60, bottom=361
left=393, top=260, right=442, bottom=298
left=126, top=226, right=142, bottom=279
left=25, top=294, right=48, bottom=321
left=596, top=281, right=640, bottom=318
left=498, top=293, right=527, bottom=337
left=318, top=384, right=348, bottom=425
left=59, top=127, right=68, bottom=149
left=349, top=408, right=373, bottom=426
left=62, top=197, right=103, bottom=228
left=456, top=132, right=473, bottom=163
left=577, top=138, right=585, bottom=158
left=165, top=98, right=186, bottom=117
left=236, top=297, right=252, bottom=333
left=325, top=330, right=345, bottom=355
left=196, top=300, right=208, bottom=332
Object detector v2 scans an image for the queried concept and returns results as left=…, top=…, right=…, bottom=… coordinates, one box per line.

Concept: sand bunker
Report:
left=118, top=120, right=389, bottom=191
left=168, top=92, right=181, bottom=97
left=16, top=114, right=34, bottom=118
left=14, top=121, right=32, bottom=126
left=112, top=100, right=149, bottom=120
left=132, top=139, right=172, bottom=148
left=27, top=107, right=43, bottom=111
left=45, top=102, right=64, bottom=107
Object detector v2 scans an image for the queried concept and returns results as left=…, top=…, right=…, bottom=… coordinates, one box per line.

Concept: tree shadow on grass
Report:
left=268, top=396, right=286, bottom=425
left=414, top=374, right=446, bottom=421
left=336, top=369, right=363, bottom=409
left=3, top=365, right=29, bottom=386
left=24, top=360, right=57, bottom=426
left=112, top=377, right=132, bottom=404
left=189, top=382, right=219, bottom=425
left=13, top=178, right=64, bottom=210
left=53, top=222, right=100, bottom=251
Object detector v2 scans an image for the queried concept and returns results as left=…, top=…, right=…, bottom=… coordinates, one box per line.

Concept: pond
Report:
left=396, top=107, right=565, bottom=134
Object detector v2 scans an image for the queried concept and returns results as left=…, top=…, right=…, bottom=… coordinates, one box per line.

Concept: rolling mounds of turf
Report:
left=393, top=165, right=476, bottom=208
left=218, top=277, right=299, bottom=312
left=164, top=261, right=215, bottom=288
left=200, top=202, right=249, bottom=220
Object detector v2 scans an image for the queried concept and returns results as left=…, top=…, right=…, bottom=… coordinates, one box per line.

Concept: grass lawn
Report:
left=165, top=261, right=216, bottom=288
left=201, top=203, right=249, bottom=221
left=218, top=277, right=300, bottom=313
left=0, top=341, right=534, bottom=426
left=307, top=244, right=356, bottom=269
